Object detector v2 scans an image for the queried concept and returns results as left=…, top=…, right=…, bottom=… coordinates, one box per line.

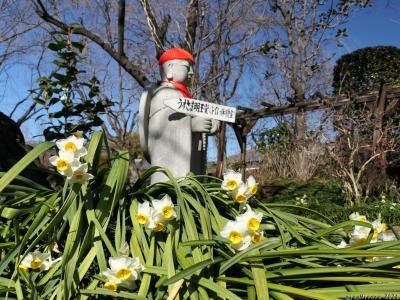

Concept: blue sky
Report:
left=338, top=1, right=400, bottom=55
left=2, top=1, right=400, bottom=160
left=217, top=1, right=400, bottom=160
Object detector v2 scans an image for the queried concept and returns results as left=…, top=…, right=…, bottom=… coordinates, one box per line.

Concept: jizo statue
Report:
left=139, top=48, right=219, bottom=183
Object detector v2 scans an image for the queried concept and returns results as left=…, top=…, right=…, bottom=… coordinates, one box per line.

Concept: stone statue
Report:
left=139, top=48, right=219, bottom=183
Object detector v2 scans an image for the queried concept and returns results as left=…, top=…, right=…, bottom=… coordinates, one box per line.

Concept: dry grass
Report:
left=259, top=143, right=326, bottom=183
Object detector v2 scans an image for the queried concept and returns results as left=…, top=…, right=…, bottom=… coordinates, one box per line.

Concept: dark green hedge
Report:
left=333, top=46, right=400, bottom=95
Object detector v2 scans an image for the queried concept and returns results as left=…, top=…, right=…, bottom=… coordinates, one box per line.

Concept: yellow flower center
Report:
left=56, top=159, right=69, bottom=171
left=136, top=213, right=149, bottom=225
left=229, top=230, right=243, bottom=244
left=382, top=223, right=388, bottom=233
left=251, top=232, right=263, bottom=243
left=359, top=217, right=366, bottom=222
left=104, top=281, right=118, bottom=292
left=250, top=185, right=257, bottom=195
left=161, top=206, right=173, bottom=219
left=30, top=259, right=42, bottom=269
left=373, top=228, right=379, bottom=239
left=235, top=194, right=247, bottom=203
left=74, top=171, right=84, bottom=180
left=153, top=222, right=164, bottom=232
left=116, top=268, right=131, bottom=280
left=248, top=218, right=260, bottom=231
left=64, top=142, right=77, bottom=152
left=18, top=265, right=29, bottom=272
left=226, top=179, right=238, bottom=190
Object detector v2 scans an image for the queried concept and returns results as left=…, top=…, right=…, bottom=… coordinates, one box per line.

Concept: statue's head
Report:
left=159, top=48, right=194, bottom=84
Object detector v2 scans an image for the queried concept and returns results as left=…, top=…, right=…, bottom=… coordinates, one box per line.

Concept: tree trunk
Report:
left=295, top=111, right=306, bottom=141
left=215, top=122, right=226, bottom=178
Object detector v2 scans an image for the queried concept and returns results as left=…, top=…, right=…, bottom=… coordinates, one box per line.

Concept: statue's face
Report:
left=165, top=59, right=194, bottom=83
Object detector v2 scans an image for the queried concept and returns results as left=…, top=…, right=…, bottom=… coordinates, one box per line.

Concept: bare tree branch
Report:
left=183, top=0, right=199, bottom=53
left=117, top=0, right=125, bottom=56
left=33, top=0, right=150, bottom=87
left=139, top=0, right=165, bottom=58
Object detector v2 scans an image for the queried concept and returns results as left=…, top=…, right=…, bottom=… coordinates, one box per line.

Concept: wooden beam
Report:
left=236, top=86, right=400, bottom=120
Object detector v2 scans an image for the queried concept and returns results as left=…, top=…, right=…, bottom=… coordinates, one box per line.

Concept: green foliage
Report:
left=255, top=123, right=294, bottom=153
left=1, top=133, right=400, bottom=299
left=333, top=46, right=400, bottom=95
left=263, top=178, right=400, bottom=225
left=34, top=29, right=112, bottom=140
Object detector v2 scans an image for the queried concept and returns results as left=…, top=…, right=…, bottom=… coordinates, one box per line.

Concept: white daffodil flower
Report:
left=67, top=163, right=94, bottom=184
left=337, top=240, right=348, bottom=248
left=102, top=256, right=144, bottom=291
left=56, top=135, right=87, bottom=158
left=233, top=183, right=249, bottom=204
left=236, top=205, right=263, bottom=232
left=351, top=224, right=371, bottom=244
left=371, top=218, right=388, bottom=240
left=382, top=231, right=397, bottom=242
left=221, top=170, right=243, bottom=191
left=250, top=230, right=264, bottom=244
left=152, top=195, right=176, bottom=221
left=349, top=212, right=367, bottom=222
left=136, top=201, right=153, bottom=226
left=102, top=271, right=120, bottom=292
left=19, top=251, right=55, bottom=271
left=246, top=176, right=258, bottom=195
left=49, top=150, right=79, bottom=177
left=147, top=212, right=166, bottom=232
left=221, top=220, right=251, bottom=251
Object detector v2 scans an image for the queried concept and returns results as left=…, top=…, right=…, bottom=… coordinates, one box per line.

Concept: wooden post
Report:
left=241, top=133, right=247, bottom=181
left=372, top=83, right=387, bottom=149
left=368, top=82, right=388, bottom=193
left=232, top=119, right=258, bottom=181
left=215, top=122, right=226, bottom=178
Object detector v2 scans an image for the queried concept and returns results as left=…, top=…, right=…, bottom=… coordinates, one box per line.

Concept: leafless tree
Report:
left=29, top=0, right=262, bottom=177
left=326, top=104, right=398, bottom=205
left=252, top=0, right=372, bottom=140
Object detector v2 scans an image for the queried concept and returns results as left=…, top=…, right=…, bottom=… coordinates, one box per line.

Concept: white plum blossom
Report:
left=221, top=170, right=243, bottom=191
left=68, top=163, right=94, bottom=184
left=102, top=256, right=144, bottom=291
left=56, top=135, right=87, bottom=158
left=49, top=150, right=80, bottom=177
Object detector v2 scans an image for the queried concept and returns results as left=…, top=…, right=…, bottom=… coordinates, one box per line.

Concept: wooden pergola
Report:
left=230, top=84, right=400, bottom=179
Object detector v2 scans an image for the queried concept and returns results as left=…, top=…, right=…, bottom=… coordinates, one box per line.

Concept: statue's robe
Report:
left=148, top=83, right=204, bottom=183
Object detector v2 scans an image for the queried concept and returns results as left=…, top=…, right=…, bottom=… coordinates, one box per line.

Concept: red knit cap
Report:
left=159, top=48, right=195, bottom=65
